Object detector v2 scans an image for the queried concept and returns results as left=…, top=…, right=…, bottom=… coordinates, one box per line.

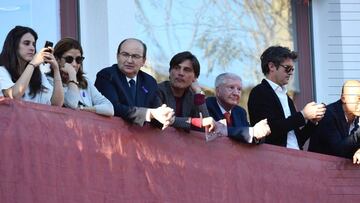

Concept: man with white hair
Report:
left=206, top=73, right=270, bottom=143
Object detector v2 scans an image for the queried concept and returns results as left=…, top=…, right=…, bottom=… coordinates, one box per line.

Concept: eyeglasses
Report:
left=119, top=52, right=143, bottom=60
left=62, top=56, right=85, bottom=64
left=279, top=64, right=295, bottom=73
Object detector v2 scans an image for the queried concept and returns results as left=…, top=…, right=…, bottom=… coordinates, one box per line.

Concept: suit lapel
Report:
left=261, top=79, right=285, bottom=117
left=182, top=89, right=194, bottom=117
left=135, top=73, right=143, bottom=106
left=213, top=98, right=225, bottom=120
left=114, top=69, right=134, bottom=105
left=334, top=100, right=349, bottom=137
left=231, top=107, right=249, bottom=127
left=163, top=82, right=177, bottom=110
left=231, top=108, right=240, bottom=126
left=287, top=96, right=297, bottom=115
left=135, top=72, right=150, bottom=107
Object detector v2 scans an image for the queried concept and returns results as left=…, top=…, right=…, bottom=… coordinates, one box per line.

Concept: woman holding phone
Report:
left=47, top=38, right=113, bottom=116
left=0, top=26, right=63, bottom=106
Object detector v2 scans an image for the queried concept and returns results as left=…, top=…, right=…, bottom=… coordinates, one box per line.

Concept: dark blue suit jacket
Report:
left=308, top=100, right=360, bottom=159
left=206, top=97, right=252, bottom=143
left=95, top=64, right=161, bottom=126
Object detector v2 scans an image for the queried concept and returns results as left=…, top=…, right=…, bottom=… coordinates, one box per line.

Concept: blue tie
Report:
left=129, top=79, right=136, bottom=101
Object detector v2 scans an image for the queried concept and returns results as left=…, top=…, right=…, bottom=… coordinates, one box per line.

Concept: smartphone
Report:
left=44, top=41, right=53, bottom=52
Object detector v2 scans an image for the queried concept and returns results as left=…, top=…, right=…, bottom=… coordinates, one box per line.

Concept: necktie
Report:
left=224, top=112, right=232, bottom=127
left=351, top=117, right=359, bottom=135
left=129, top=79, right=136, bottom=101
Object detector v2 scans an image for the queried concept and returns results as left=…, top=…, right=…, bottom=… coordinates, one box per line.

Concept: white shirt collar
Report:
left=265, top=78, right=299, bottom=149
left=265, top=78, right=287, bottom=94
left=216, top=100, right=232, bottom=114
left=126, top=76, right=137, bottom=87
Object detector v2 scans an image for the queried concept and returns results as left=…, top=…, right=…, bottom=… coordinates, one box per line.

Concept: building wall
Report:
left=312, top=0, right=360, bottom=104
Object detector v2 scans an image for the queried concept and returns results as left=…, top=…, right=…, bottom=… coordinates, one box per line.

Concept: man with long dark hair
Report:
left=158, top=51, right=214, bottom=132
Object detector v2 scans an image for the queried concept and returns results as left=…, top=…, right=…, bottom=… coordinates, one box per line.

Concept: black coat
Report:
left=308, top=100, right=360, bottom=158
left=248, top=79, right=314, bottom=149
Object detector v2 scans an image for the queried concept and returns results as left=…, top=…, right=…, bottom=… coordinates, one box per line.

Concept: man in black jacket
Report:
left=248, top=46, right=326, bottom=149
left=309, top=80, right=360, bottom=158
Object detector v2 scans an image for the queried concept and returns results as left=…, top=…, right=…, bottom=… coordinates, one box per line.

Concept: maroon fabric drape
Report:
left=0, top=98, right=359, bottom=203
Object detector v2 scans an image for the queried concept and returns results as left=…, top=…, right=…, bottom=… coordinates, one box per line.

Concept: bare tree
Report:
left=134, top=0, right=294, bottom=86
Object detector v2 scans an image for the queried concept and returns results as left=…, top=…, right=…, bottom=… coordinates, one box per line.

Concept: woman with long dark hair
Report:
left=47, top=37, right=113, bottom=116
left=0, top=26, right=63, bottom=105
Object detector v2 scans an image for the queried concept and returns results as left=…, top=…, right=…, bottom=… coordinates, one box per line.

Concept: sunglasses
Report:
left=62, top=56, right=85, bottom=64
left=279, top=64, right=294, bottom=73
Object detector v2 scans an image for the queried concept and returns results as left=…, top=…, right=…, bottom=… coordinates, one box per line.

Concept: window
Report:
left=79, top=0, right=297, bottom=96
left=0, top=0, right=60, bottom=53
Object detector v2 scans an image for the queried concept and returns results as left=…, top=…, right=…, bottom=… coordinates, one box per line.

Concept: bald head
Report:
left=117, top=38, right=147, bottom=58
left=341, top=80, right=360, bottom=118
left=342, top=80, right=360, bottom=96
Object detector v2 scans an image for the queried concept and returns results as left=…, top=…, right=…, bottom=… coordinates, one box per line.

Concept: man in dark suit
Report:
left=308, top=80, right=360, bottom=158
left=248, top=46, right=326, bottom=149
left=95, top=38, right=174, bottom=127
left=206, top=73, right=270, bottom=143
left=158, top=51, right=214, bottom=132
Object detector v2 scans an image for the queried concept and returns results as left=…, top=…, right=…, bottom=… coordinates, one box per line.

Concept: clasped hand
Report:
left=253, top=119, right=271, bottom=139
left=150, top=104, right=175, bottom=130
left=302, top=102, right=326, bottom=122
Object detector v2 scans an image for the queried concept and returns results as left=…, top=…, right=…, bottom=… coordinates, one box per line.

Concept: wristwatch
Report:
left=69, top=80, right=79, bottom=86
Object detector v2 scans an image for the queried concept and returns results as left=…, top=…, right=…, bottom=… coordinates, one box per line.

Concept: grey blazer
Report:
left=158, top=81, right=209, bottom=131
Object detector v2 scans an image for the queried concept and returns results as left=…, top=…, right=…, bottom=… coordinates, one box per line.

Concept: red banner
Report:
left=0, top=98, right=359, bottom=202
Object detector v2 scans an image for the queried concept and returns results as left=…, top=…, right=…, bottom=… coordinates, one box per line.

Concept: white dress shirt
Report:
left=265, top=79, right=299, bottom=150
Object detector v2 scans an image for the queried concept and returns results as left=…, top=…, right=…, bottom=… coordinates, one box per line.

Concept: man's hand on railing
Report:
left=353, top=148, right=360, bottom=164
